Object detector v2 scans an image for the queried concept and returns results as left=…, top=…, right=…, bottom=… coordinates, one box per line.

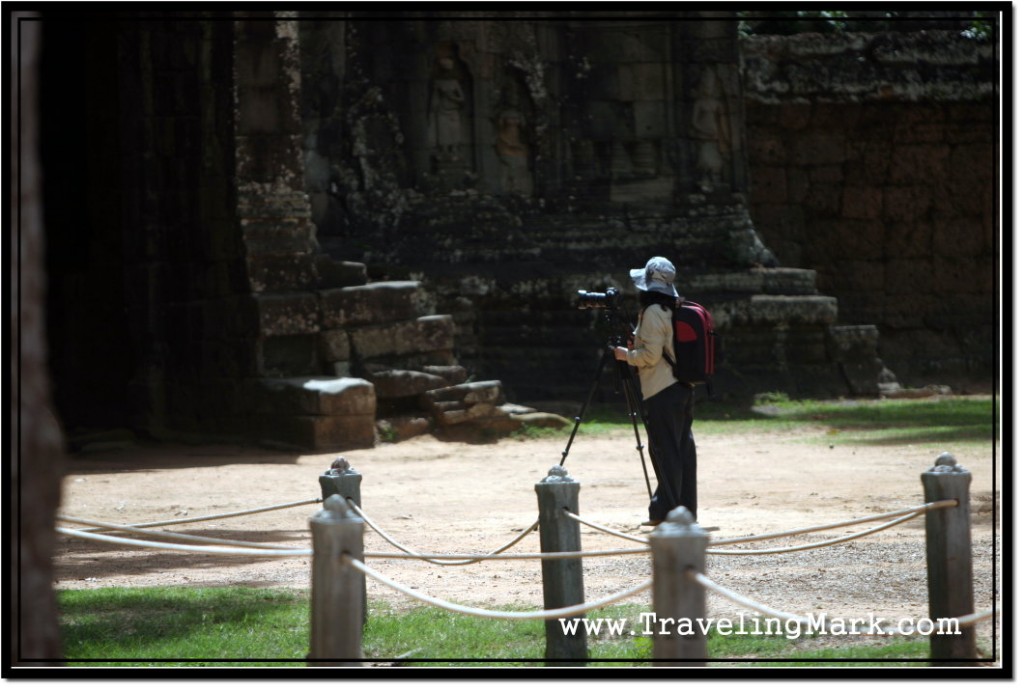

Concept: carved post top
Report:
left=652, top=506, right=708, bottom=538
left=313, top=493, right=361, bottom=523
left=539, top=465, right=576, bottom=484
left=326, top=455, right=359, bottom=476
left=925, top=451, right=970, bottom=475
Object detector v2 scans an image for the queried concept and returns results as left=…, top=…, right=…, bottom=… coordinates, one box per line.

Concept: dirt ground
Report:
left=53, top=422, right=1001, bottom=659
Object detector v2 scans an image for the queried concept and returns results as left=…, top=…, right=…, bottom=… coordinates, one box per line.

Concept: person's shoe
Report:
left=641, top=518, right=663, bottom=527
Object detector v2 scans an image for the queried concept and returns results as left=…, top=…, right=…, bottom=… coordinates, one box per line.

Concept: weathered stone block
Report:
left=433, top=414, right=524, bottom=442
left=255, top=292, right=319, bottom=336
left=315, top=256, right=368, bottom=289
left=421, top=380, right=504, bottom=405
left=365, top=368, right=449, bottom=399
left=436, top=402, right=498, bottom=426
left=260, top=414, right=377, bottom=451
left=716, top=296, right=838, bottom=328
left=348, top=315, right=455, bottom=359
left=246, top=253, right=316, bottom=293
left=320, top=281, right=429, bottom=329
left=422, top=365, right=469, bottom=386
left=319, top=329, right=351, bottom=363
left=829, top=325, right=881, bottom=360
left=377, top=416, right=431, bottom=442
left=257, top=377, right=376, bottom=416
left=240, top=218, right=317, bottom=255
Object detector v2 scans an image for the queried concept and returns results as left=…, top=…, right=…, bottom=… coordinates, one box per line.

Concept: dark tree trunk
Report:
left=12, top=13, right=66, bottom=665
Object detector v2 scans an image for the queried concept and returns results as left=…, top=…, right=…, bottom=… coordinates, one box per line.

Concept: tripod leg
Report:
left=616, top=360, right=656, bottom=501
left=558, top=347, right=613, bottom=467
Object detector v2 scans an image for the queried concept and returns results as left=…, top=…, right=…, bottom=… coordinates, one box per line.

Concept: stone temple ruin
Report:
left=32, top=12, right=996, bottom=451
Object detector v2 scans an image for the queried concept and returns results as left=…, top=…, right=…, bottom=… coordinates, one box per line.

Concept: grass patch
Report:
left=528, top=395, right=997, bottom=448
left=58, top=589, right=934, bottom=667
left=59, top=587, right=308, bottom=665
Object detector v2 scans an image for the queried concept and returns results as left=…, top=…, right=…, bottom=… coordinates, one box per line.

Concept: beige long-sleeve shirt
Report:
left=625, top=304, right=678, bottom=400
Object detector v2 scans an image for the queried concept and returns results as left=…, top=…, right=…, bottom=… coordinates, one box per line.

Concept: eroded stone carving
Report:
left=692, top=67, right=732, bottom=192
left=427, top=55, right=466, bottom=159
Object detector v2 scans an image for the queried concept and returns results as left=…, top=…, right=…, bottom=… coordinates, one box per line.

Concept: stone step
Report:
left=315, top=255, right=368, bottom=289
left=363, top=368, right=450, bottom=399
left=347, top=315, right=455, bottom=360
left=253, top=377, right=378, bottom=451
left=419, top=380, right=512, bottom=428
left=712, top=295, right=838, bottom=328
left=320, top=280, right=433, bottom=329
left=683, top=268, right=819, bottom=296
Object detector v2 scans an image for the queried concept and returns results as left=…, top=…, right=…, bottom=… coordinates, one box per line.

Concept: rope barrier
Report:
left=707, top=510, right=923, bottom=556
left=952, top=609, right=997, bottom=628
left=689, top=570, right=813, bottom=624
left=58, top=515, right=301, bottom=551
left=710, top=500, right=958, bottom=547
left=691, top=570, right=997, bottom=637
left=57, top=526, right=312, bottom=558
left=70, top=498, right=322, bottom=533
left=346, top=499, right=541, bottom=566
left=362, top=547, right=650, bottom=561
left=345, top=555, right=652, bottom=620
left=563, top=511, right=650, bottom=545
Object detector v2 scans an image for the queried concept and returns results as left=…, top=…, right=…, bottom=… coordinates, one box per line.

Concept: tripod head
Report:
left=576, top=287, right=634, bottom=347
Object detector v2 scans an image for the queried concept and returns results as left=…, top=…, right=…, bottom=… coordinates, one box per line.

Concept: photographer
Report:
left=612, top=256, right=698, bottom=526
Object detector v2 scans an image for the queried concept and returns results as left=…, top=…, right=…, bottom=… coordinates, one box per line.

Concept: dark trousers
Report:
left=644, top=382, right=697, bottom=521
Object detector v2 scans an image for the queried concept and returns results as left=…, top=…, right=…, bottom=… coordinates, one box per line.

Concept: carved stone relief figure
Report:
left=427, top=55, right=466, bottom=160
left=495, top=108, right=532, bottom=195
left=691, top=66, right=731, bottom=192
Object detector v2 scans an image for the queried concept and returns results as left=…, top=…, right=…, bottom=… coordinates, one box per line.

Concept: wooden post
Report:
left=319, top=456, right=362, bottom=506
left=921, top=452, right=976, bottom=665
left=650, top=507, right=708, bottom=666
left=308, top=494, right=364, bottom=666
left=318, top=456, right=367, bottom=625
left=535, top=465, right=587, bottom=664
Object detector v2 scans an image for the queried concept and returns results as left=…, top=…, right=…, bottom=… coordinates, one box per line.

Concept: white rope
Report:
left=950, top=608, right=997, bottom=628
left=347, top=499, right=540, bottom=566
left=346, top=555, right=652, bottom=620
left=58, top=515, right=300, bottom=550
left=707, top=512, right=922, bottom=556
left=710, top=500, right=957, bottom=547
left=70, top=498, right=322, bottom=533
left=57, top=526, right=312, bottom=558
left=692, top=571, right=998, bottom=634
left=363, top=547, right=650, bottom=561
left=563, top=511, right=650, bottom=545
left=689, top=570, right=813, bottom=625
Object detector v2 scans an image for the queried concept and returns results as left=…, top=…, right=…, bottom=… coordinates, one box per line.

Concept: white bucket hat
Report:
left=630, top=256, right=679, bottom=297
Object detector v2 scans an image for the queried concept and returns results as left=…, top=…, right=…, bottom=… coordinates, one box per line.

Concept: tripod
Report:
left=558, top=338, right=680, bottom=510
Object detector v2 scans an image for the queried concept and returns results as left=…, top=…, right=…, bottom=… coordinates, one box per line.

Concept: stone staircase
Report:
left=682, top=268, right=888, bottom=397
left=253, top=255, right=524, bottom=450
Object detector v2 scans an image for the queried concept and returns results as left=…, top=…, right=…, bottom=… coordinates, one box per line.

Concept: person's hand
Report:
left=612, top=346, right=629, bottom=362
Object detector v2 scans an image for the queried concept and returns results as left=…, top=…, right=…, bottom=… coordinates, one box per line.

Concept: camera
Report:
left=576, top=287, right=620, bottom=310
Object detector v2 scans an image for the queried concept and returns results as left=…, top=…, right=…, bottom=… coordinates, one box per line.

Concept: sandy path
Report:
left=53, top=425, right=1000, bottom=656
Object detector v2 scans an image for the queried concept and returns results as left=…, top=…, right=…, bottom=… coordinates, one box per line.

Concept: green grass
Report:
left=58, top=587, right=308, bottom=666
left=58, top=589, right=934, bottom=667
left=519, top=395, right=996, bottom=448
left=700, top=395, right=996, bottom=447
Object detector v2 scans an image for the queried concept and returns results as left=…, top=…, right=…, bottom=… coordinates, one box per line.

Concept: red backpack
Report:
left=669, top=300, right=717, bottom=392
